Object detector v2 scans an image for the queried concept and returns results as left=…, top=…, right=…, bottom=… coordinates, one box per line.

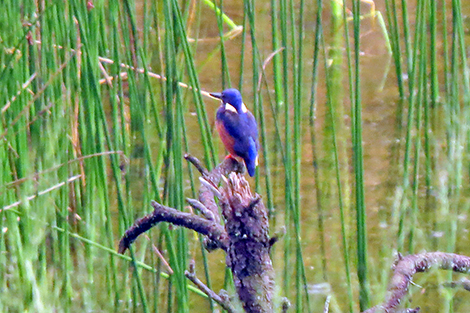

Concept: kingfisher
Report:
left=210, top=88, right=259, bottom=177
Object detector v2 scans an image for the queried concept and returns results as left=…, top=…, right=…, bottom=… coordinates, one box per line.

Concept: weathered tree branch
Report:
left=119, top=155, right=275, bottom=313
left=362, top=252, right=470, bottom=313
left=186, top=198, right=215, bottom=221
left=118, top=200, right=228, bottom=253
left=186, top=154, right=244, bottom=225
left=184, top=154, right=210, bottom=177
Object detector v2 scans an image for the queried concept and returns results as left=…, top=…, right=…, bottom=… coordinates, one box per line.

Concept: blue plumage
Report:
left=210, top=89, right=259, bottom=177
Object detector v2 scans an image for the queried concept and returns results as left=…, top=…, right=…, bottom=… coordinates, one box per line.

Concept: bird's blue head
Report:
left=210, top=88, right=247, bottom=114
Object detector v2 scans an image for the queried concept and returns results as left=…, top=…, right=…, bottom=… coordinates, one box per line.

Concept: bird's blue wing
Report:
left=244, top=137, right=258, bottom=177
left=217, top=109, right=259, bottom=176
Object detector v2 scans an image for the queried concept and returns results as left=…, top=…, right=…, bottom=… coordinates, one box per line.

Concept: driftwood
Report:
left=119, top=155, right=275, bottom=313
left=363, top=252, right=470, bottom=313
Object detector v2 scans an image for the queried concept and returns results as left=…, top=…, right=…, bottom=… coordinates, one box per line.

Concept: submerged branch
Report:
left=363, top=252, right=470, bottom=313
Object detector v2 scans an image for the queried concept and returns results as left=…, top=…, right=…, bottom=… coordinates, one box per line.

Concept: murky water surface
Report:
left=132, top=1, right=470, bottom=311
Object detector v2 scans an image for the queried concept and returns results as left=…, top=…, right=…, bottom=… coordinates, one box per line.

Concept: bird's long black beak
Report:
left=209, top=92, right=222, bottom=100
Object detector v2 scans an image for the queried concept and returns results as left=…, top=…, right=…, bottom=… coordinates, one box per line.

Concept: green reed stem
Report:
left=280, top=0, right=291, bottom=290
left=290, top=0, right=311, bottom=309
left=171, top=0, right=217, bottom=169
left=214, top=0, right=231, bottom=88
left=201, top=0, right=238, bottom=29
left=351, top=0, right=369, bottom=310
left=336, top=1, right=354, bottom=310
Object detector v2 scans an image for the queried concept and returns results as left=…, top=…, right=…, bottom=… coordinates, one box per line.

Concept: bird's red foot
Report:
left=225, top=154, right=242, bottom=162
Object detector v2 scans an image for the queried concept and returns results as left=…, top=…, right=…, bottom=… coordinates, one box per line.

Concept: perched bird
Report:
left=210, top=88, right=259, bottom=177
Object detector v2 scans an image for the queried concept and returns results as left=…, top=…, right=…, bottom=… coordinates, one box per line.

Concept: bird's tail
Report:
left=245, top=138, right=258, bottom=177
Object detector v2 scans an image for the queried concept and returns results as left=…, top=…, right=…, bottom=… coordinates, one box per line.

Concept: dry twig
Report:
left=185, top=260, right=235, bottom=313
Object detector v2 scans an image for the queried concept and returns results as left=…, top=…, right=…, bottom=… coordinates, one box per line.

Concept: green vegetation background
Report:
left=1, top=0, right=470, bottom=312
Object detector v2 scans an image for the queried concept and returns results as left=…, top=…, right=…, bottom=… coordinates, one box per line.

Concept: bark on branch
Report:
left=363, top=252, right=470, bottom=313
left=118, top=155, right=275, bottom=313
left=118, top=201, right=228, bottom=253
left=221, top=172, right=274, bottom=312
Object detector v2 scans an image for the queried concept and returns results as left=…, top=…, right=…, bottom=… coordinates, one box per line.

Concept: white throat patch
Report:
left=224, top=102, right=248, bottom=113
left=225, top=103, right=237, bottom=113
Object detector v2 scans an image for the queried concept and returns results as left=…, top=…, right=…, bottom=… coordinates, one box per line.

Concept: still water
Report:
left=131, top=0, right=470, bottom=311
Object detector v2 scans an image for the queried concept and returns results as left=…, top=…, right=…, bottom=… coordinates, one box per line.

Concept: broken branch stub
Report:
left=221, top=172, right=274, bottom=313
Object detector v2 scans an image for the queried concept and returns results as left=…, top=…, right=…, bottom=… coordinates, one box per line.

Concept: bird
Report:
left=210, top=88, right=259, bottom=177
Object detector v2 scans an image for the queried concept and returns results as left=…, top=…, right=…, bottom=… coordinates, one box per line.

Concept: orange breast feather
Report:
left=215, top=120, right=237, bottom=156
